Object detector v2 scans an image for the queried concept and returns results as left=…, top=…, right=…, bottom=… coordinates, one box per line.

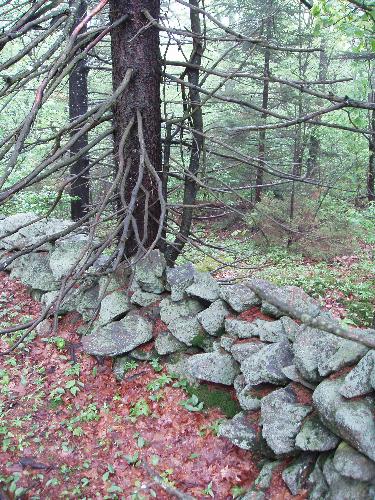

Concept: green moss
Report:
left=186, top=383, right=241, bottom=418
left=191, top=333, right=207, bottom=349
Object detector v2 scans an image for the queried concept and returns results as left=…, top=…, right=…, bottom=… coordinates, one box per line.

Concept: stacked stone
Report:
left=1, top=212, right=375, bottom=498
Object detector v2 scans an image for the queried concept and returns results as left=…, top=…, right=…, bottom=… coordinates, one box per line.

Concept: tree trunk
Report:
left=368, top=91, right=375, bottom=202
left=69, top=0, right=90, bottom=221
left=165, top=0, right=204, bottom=263
left=109, top=0, right=162, bottom=257
left=255, top=16, right=272, bottom=203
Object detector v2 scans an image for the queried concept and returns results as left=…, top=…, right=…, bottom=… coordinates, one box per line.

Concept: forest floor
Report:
left=0, top=272, right=298, bottom=500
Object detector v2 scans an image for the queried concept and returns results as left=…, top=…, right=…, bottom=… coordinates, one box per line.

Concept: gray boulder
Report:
left=99, top=291, right=131, bottom=325
left=333, top=441, right=375, bottom=482
left=260, top=384, right=312, bottom=455
left=168, top=316, right=205, bottom=346
left=225, top=318, right=260, bottom=338
left=282, top=453, right=316, bottom=495
left=254, top=461, right=281, bottom=491
left=293, top=326, right=368, bottom=383
left=280, top=316, right=301, bottom=342
left=49, top=233, right=94, bottom=280
left=258, top=319, right=288, bottom=343
left=166, top=263, right=196, bottom=301
left=251, top=281, right=322, bottom=319
left=234, top=375, right=264, bottom=411
left=313, top=377, right=375, bottom=461
left=281, top=364, right=317, bottom=390
left=197, top=299, right=229, bottom=336
left=339, top=350, right=375, bottom=398
left=220, top=335, right=236, bottom=352
left=218, top=412, right=272, bottom=455
left=220, top=284, right=261, bottom=312
left=231, top=341, right=263, bottom=364
left=81, top=314, right=152, bottom=356
left=76, top=284, right=100, bottom=322
left=323, top=457, right=374, bottom=500
left=177, top=351, right=239, bottom=385
left=134, top=250, right=166, bottom=293
left=155, top=331, right=186, bottom=355
left=295, top=414, right=340, bottom=452
left=185, top=271, right=220, bottom=302
left=130, top=289, right=160, bottom=307
left=159, top=297, right=204, bottom=325
left=10, top=252, right=59, bottom=291
left=241, top=341, right=294, bottom=385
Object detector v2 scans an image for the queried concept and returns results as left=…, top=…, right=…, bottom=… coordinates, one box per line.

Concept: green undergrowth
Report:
left=185, top=383, right=241, bottom=419
left=179, top=221, right=374, bottom=327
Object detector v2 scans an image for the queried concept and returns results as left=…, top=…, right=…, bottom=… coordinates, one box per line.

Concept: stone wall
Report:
left=1, top=213, right=375, bottom=498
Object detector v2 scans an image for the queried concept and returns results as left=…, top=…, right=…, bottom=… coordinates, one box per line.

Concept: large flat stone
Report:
left=177, top=352, right=240, bottom=385
left=81, top=315, right=152, bottom=356
left=220, top=284, right=261, bottom=313
left=241, top=341, right=294, bottom=385
left=197, top=299, right=229, bottom=336
left=260, top=384, right=312, bottom=455
left=313, top=377, right=375, bottom=461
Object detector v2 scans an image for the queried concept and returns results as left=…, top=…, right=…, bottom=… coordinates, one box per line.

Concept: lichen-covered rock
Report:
left=185, top=271, right=220, bottom=302
left=295, top=414, right=340, bottom=452
left=225, top=318, right=260, bottom=338
left=81, top=314, right=152, bottom=356
left=313, top=377, right=375, bottom=461
left=134, top=250, right=166, bottom=293
left=10, top=252, right=59, bottom=291
left=99, top=291, right=131, bottom=325
left=282, top=453, right=316, bottom=495
left=258, top=320, right=288, bottom=343
left=234, top=375, right=264, bottom=411
left=339, top=351, right=375, bottom=398
left=241, top=341, right=294, bottom=385
left=0, top=213, right=75, bottom=251
left=50, top=233, right=94, bottom=280
left=254, top=461, right=281, bottom=490
left=322, top=456, right=374, bottom=500
left=218, top=412, right=272, bottom=455
left=178, top=352, right=240, bottom=385
left=220, top=284, right=261, bottom=313
left=293, top=326, right=368, bottom=383
left=220, top=335, right=236, bottom=352
left=76, top=284, right=100, bottom=322
left=159, top=297, right=204, bottom=325
left=168, top=316, right=205, bottom=346
left=250, top=281, right=322, bottom=319
left=155, top=331, right=186, bottom=355
left=260, top=384, right=312, bottom=455
left=307, top=455, right=330, bottom=500
left=281, top=365, right=317, bottom=390
left=41, top=289, right=78, bottom=315
left=166, top=263, right=196, bottom=301
left=231, top=341, right=263, bottom=364
left=130, top=289, right=160, bottom=307
left=333, top=441, right=375, bottom=482
left=197, top=299, right=229, bottom=336
left=280, top=316, right=301, bottom=342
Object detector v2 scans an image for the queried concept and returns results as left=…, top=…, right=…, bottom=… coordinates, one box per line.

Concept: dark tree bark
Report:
left=368, top=91, right=375, bottom=202
left=165, top=0, right=204, bottom=263
left=69, top=0, right=90, bottom=221
left=109, top=0, right=162, bottom=257
left=255, top=16, right=272, bottom=203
